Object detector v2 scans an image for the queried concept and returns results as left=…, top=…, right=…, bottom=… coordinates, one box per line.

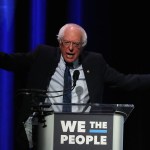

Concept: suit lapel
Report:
left=80, top=51, right=96, bottom=103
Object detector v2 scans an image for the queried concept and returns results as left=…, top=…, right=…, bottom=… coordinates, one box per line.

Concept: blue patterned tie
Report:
left=63, top=64, right=72, bottom=112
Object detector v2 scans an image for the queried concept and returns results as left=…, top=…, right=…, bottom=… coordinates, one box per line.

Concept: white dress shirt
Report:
left=46, top=55, right=89, bottom=112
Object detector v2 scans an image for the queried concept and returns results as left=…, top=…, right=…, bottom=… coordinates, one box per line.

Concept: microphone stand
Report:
left=16, top=70, right=80, bottom=127
left=16, top=84, right=78, bottom=128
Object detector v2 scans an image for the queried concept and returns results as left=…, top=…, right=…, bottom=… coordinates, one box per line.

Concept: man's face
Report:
left=59, top=28, right=83, bottom=63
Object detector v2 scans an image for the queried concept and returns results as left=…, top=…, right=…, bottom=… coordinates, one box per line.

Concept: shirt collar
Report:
left=60, top=54, right=80, bottom=69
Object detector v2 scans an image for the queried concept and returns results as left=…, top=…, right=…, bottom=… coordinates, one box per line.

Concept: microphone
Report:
left=16, top=70, right=80, bottom=97
left=73, top=70, right=80, bottom=87
left=16, top=70, right=80, bottom=111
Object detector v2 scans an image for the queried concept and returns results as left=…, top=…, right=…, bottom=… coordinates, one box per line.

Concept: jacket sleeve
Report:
left=0, top=50, right=36, bottom=72
left=103, top=58, right=150, bottom=91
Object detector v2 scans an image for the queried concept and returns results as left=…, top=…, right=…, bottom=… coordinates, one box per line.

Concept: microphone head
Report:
left=73, top=70, right=80, bottom=81
left=73, top=70, right=80, bottom=87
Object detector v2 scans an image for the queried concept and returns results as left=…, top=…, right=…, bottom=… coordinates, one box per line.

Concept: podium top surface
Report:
left=32, top=103, right=134, bottom=120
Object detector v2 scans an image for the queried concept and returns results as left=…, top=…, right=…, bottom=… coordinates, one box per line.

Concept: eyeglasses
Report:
left=61, top=39, right=83, bottom=48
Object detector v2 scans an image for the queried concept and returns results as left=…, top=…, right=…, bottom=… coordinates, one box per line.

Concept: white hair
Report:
left=57, top=23, right=87, bottom=47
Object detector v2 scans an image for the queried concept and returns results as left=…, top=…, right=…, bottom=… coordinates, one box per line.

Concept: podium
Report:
left=34, top=103, right=134, bottom=150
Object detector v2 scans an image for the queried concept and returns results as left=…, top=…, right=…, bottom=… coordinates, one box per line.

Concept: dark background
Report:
left=10, top=0, right=150, bottom=149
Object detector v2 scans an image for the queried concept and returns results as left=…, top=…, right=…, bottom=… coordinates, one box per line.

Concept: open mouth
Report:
left=66, top=53, right=74, bottom=58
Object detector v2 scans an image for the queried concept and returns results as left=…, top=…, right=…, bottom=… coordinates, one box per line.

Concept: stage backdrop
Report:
left=1, top=0, right=149, bottom=150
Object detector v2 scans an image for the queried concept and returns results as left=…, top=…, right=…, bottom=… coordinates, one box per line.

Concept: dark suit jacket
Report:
left=1, top=44, right=150, bottom=149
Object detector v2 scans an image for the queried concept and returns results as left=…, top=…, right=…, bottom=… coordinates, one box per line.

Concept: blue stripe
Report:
left=30, top=0, right=46, bottom=49
left=0, top=0, right=15, bottom=150
left=89, top=129, right=107, bottom=133
left=68, top=0, right=83, bottom=25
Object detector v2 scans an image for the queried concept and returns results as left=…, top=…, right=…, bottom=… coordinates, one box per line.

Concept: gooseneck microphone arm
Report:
left=16, top=70, right=80, bottom=98
left=16, top=70, right=80, bottom=126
